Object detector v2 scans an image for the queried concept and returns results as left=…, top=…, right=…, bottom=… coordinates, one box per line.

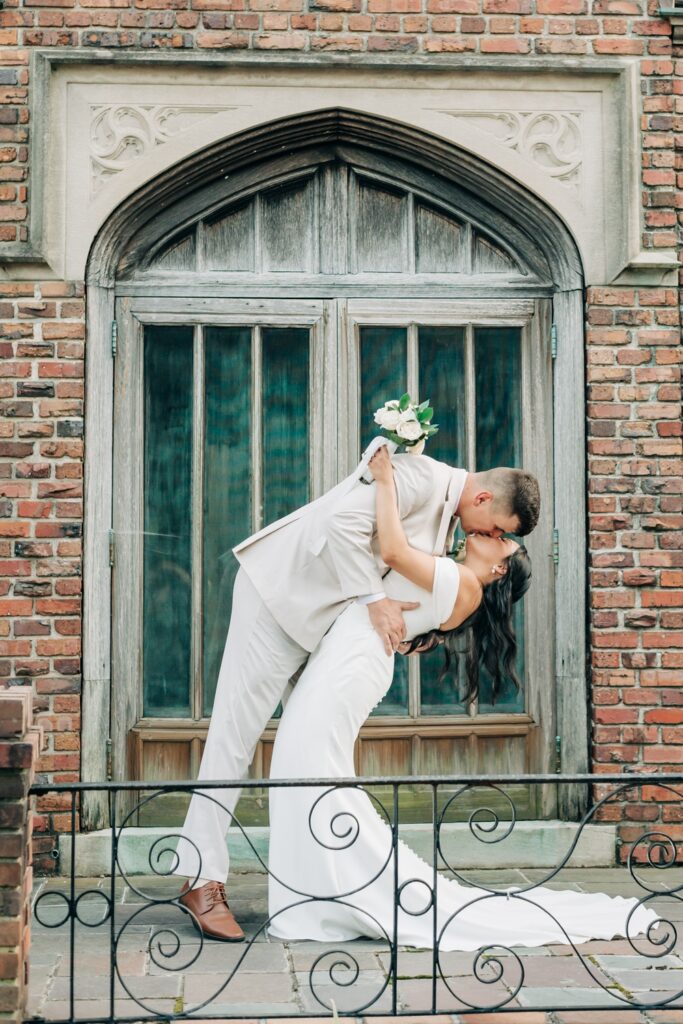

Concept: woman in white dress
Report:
left=267, top=446, right=661, bottom=951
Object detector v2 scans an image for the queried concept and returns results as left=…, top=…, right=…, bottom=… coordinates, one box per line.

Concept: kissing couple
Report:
left=172, top=435, right=659, bottom=951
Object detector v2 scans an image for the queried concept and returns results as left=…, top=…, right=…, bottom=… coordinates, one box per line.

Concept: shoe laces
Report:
left=205, top=881, right=228, bottom=909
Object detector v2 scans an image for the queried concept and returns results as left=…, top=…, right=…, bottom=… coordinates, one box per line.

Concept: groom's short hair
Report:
left=486, top=468, right=541, bottom=536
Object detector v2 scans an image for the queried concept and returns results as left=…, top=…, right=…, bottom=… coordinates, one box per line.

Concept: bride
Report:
left=267, top=445, right=660, bottom=950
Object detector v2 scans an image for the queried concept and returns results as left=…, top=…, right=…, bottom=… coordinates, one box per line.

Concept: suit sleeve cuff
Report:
left=356, top=591, right=387, bottom=605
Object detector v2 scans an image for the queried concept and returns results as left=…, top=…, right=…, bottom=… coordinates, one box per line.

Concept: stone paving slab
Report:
left=288, top=941, right=387, bottom=972
left=515, top=987, right=631, bottom=1009
left=184, top=970, right=296, bottom=1005
left=395, top=977, right=518, bottom=1013
left=26, top=869, right=683, bottom=1024
left=549, top=1014, right=650, bottom=1024
left=599, top=969, right=682, bottom=994
left=48, top=972, right=182, bottom=1002
left=146, top=939, right=290, bottom=975
left=594, top=954, right=683, bottom=970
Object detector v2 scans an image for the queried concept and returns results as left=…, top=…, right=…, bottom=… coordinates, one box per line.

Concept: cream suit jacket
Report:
left=233, top=437, right=467, bottom=651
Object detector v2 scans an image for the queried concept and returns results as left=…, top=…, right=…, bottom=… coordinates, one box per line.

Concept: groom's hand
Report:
left=368, top=598, right=420, bottom=656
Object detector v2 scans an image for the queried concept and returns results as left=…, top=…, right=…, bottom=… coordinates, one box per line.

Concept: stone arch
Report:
left=87, top=108, right=583, bottom=291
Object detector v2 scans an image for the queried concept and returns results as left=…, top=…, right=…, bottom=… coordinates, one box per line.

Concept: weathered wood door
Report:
left=111, top=151, right=558, bottom=826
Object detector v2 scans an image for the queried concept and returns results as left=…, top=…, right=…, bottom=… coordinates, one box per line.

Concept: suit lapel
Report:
left=432, top=468, right=467, bottom=555
left=432, top=499, right=455, bottom=556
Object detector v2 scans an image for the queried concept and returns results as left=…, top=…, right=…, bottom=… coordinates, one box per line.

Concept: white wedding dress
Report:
left=267, top=558, right=661, bottom=950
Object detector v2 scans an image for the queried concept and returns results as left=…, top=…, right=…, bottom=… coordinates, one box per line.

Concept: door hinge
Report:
left=111, top=319, right=118, bottom=357
left=552, top=528, right=559, bottom=570
left=555, top=735, right=561, bottom=774
left=108, top=528, right=115, bottom=568
left=106, top=737, right=112, bottom=781
left=550, top=323, right=557, bottom=360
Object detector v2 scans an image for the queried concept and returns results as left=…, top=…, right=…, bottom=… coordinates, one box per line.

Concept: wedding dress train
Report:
left=267, top=560, right=661, bottom=950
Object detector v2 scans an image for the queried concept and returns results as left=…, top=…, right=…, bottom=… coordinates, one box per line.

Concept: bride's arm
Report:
left=368, top=446, right=436, bottom=592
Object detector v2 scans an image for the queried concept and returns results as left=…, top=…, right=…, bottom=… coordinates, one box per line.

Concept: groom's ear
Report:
left=473, top=490, right=494, bottom=507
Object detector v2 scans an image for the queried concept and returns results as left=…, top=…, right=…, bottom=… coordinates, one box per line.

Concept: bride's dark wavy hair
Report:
left=402, top=546, right=532, bottom=707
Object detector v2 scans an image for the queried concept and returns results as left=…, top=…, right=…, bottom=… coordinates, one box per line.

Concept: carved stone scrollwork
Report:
left=440, top=111, right=583, bottom=190
left=90, top=104, right=234, bottom=194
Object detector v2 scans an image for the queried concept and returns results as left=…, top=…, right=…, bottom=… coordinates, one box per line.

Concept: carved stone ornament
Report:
left=90, top=104, right=235, bottom=194
left=439, top=110, right=583, bottom=190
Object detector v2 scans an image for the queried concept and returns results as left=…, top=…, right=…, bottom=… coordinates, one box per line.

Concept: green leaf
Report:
left=417, top=399, right=430, bottom=411
left=398, top=392, right=411, bottom=412
left=417, top=407, right=433, bottom=423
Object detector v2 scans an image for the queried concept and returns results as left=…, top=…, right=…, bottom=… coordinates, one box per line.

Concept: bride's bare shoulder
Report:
left=455, top=563, right=480, bottom=600
left=439, top=563, right=481, bottom=630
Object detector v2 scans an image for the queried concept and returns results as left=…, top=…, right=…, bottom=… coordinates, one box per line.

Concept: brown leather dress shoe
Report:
left=178, top=879, right=245, bottom=942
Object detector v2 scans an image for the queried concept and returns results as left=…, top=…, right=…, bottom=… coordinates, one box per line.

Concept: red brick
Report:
left=479, top=35, right=530, bottom=50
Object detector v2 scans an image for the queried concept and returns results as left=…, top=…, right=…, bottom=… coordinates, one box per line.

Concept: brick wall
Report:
left=0, top=0, right=681, bottom=858
left=1, top=282, right=84, bottom=869
left=585, top=283, right=683, bottom=853
left=0, top=686, right=45, bottom=1022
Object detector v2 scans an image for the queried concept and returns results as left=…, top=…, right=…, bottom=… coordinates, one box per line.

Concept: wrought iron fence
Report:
left=27, top=772, right=683, bottom=1023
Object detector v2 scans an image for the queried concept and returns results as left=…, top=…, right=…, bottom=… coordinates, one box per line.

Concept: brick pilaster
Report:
left=0, top=686, right=45, bottom=1023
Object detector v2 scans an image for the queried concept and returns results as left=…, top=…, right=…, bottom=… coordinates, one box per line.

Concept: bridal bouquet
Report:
left=373, top=393, right=439, bottom=456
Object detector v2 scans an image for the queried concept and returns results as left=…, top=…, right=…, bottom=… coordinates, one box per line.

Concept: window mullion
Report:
left=407, top=321, right=420, bottom=719
left=407, top=322, right=419, bottom=399
left=252, top=325, right=263, bottom=532
left=465, top=323, right=476, bottom=472
left=191, top=324, right=205, bottom=721
left=464, top=322, right=478, bottom=718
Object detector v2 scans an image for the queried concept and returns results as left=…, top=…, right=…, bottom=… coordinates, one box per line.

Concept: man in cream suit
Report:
left=175, top=439, right=540, bottom=941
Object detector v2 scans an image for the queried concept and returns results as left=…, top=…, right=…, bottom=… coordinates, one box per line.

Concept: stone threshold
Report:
left=58, top=820, right=617, bottom=876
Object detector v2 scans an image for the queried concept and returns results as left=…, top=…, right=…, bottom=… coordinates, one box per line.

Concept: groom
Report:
left=175, top=438, right=540, bottom=941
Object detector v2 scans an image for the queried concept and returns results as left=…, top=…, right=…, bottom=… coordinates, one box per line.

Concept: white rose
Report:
left=380, top=408, right=401, bottom=430
left=397, top=417, right=423, bottom=441
left=374, top=402, right=400, bottom=430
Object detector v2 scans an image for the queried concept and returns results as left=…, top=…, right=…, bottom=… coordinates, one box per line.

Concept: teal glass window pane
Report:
left=475, top=327, right=522, bottom=471
left=475, top=326, right=525, bottom=713
left=203, top=327, right=252, bottom=716
left=359, top=326, right=408, bottom=454
left=417, top=326, right=467, bottom=716
left=360, top=326, right=408, bottom=716
left=142, top=326, right=194, bottom=718
left=417, top=326, right=467, bottom=471
left=262, top=328, right=310, bottom=527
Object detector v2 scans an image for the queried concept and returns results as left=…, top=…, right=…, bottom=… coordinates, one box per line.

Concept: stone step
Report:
left=58, top=820, right=616, bottom=877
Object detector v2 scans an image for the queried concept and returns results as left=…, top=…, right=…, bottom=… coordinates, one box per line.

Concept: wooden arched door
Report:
left=111, top=149, right=557, bottom=825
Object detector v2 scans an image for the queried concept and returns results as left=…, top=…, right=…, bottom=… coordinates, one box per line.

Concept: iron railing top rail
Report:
left=29, top=770, right=683, bottom=795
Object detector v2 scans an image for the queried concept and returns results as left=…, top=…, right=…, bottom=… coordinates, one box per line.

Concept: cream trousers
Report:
left=171, top=567, right=308, bottom=884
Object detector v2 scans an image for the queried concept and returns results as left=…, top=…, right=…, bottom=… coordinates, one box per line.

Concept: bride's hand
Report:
left=368, top=444, right=394, bottom=483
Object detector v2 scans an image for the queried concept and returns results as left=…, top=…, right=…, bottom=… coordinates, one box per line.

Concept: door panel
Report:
left=115, top=301, right=327, bottom=826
